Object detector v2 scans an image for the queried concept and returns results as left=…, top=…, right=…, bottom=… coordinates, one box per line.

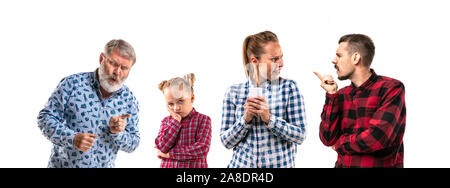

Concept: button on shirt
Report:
left=319, top=69, right=406, bottom=168
left=221, top=78, right=307, bottom=168
left=37, top=70, right=140, bottom=168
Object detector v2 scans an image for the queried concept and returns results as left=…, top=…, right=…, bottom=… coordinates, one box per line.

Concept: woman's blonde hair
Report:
left=158, top=73, right=196, bottom=96
left=242, top=31, right=279, bottom=77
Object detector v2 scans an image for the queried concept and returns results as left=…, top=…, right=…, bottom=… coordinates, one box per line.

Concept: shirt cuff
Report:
left=240, top=116, right=252, bottom=130
left=168, top=150, right=176, bottom=160
left=169, top=118, right=182, bottom=128
left=266, top=114, right=277, bottom=130
left=326, top=93, right=338, bottom=98
left=64, top=132, right=76, bottom=148
left=334, top=135, right=347, bottom=155
left=110, top=131, right=124, bottom=143
left=325, top=93, right=338, bottom=104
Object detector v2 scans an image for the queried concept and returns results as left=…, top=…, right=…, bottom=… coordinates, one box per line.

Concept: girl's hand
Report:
left=167, top=106, right=182, bottom=122
left=154, top=146, right=170, bottom=159
left=157, top=150, right=170, bottom=159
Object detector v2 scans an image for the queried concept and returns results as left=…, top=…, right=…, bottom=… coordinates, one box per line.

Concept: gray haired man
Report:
left=38, top=39, right=140, bottom=168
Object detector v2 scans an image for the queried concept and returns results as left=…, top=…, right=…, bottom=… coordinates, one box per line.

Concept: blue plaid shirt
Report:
left=220, top=78, right=307, bottom=168
left=37, top=70, right=140, bottom=168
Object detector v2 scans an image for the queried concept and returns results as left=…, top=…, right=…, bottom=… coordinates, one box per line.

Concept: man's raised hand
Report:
left=314, top=72, right=338, bottom=94
left=109, top=114, right=130, bottom=134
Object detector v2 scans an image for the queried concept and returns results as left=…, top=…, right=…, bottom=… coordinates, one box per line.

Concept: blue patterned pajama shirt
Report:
left=37, top=70, right=140, bottom=168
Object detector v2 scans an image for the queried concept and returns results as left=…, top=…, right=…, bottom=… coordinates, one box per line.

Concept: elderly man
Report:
left=37, top=39, right=140, bottom=168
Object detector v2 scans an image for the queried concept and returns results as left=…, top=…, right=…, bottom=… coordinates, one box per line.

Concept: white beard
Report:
left=98, top=62, right=127, bottom=93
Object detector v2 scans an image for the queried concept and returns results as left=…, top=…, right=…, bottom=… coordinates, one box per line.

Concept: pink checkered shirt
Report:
left=155, top=108, right=212, bottom=168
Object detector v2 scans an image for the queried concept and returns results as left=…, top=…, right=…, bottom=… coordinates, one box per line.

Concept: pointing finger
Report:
left=86, top=133, right=98, bottom=138
left=120, top=114, right=131, bottom=119
left=314, top=72, right=324, bottom=81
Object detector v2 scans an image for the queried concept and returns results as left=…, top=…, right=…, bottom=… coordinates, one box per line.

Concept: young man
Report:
left=315, top=34, right=406, bottom=168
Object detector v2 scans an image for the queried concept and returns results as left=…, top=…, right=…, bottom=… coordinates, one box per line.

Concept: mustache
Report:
left=108, top=73, right=120, bottom=81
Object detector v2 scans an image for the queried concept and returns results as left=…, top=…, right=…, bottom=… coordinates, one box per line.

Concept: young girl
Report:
left=155, top=73, right=212, bottom=168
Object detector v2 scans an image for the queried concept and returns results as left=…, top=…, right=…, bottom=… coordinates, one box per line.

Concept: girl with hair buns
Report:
left=154, top=73, right=212, bottom=168
left=220, top=31, right=307, bottom=168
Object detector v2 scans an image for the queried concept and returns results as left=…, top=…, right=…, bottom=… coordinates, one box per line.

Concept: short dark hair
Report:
left=339, top=34, right=375, bottom=67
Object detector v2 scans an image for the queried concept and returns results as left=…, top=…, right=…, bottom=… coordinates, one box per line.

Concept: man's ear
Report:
left=352, top=52, right=362, bottom=65
left=99, top=53, right=105, bottom=65
left=191, top=94, right=195, bottom=103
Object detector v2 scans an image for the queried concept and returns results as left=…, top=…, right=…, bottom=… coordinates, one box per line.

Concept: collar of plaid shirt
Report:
left=348, top=69, right=378, bottom=96
left=180, top=108, right=197, bottom=122
left=248, top=78, right=275, bottom=90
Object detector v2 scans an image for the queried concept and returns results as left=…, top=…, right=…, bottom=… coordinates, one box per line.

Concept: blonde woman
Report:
left=221, top=31, right=307, bottom=168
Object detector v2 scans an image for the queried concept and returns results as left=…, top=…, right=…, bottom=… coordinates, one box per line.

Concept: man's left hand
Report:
left=109, top=114, right=130, bottom=134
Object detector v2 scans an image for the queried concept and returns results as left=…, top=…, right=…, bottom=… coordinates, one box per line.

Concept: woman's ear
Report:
left=250, top=56, right=259, bottom=65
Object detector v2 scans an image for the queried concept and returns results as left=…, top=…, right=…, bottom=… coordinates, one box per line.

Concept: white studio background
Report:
left=1, top=0, right=449, bottom=168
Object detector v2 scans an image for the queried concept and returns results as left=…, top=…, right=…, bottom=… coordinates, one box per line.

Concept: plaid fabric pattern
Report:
left=319, top=69, right=406, bottom=168
left=155, top=108, right=212, bottom=168
left=221, top=78, right=307, bottom=168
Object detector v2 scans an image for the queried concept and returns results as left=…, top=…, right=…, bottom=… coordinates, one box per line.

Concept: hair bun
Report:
left=184, top=73, right=195, bottom=87
left=158, top=80, right=168, bottom=92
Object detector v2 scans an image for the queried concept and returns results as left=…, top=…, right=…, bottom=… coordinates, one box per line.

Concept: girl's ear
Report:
left=191, top=94, right=195, bottom=103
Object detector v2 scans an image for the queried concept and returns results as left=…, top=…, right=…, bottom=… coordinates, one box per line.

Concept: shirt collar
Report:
left=183, top=108, right=197, bottom=121
left=247, top=77, right=279, bottom=90
left=93, top=69, right=101, bottom=90
left=351, top=69, right=378, bottom=92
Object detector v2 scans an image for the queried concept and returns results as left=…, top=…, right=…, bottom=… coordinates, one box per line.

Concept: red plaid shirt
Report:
left=320, top=69, right=406, bottom=168
left=155, top=108, right=212, bottom=168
